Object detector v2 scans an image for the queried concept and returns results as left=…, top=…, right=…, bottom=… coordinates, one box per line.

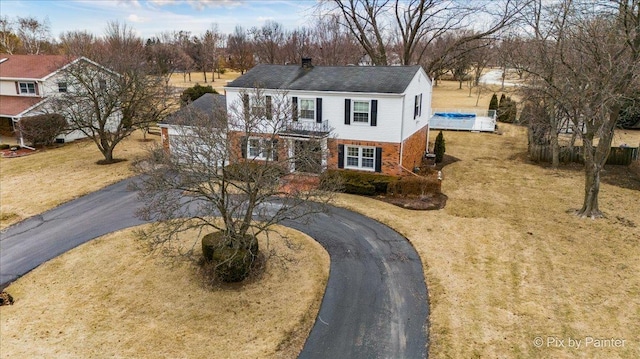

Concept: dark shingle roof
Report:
left=161, top=93, right=226, bottom=126
left=226, top=64, right=422, bottom=94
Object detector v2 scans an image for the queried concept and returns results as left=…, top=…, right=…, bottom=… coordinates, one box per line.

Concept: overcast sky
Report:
left=1, top=0, right=319, bottom=40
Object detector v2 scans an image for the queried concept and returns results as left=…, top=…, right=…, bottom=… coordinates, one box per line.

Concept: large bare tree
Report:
left=320, top=0, right=527, bottom=72
left=50, top=22, right=171, bottom=163
left=133, top=89, right=336, bottom=282
left=521, top=0, right=640, bottom=217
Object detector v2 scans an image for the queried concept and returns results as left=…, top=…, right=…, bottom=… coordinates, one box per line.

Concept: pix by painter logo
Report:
left=533, top=336, right=626, bottom=349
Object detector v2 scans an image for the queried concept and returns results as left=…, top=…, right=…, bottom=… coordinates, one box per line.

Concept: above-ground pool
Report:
left=433, top=112, right=476, bottom=118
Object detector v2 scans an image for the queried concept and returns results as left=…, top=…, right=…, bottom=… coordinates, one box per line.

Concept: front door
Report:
left=293, top=139, right=322, bottom=173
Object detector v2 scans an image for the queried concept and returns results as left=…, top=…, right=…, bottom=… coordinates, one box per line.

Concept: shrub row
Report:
left=321, top=169, right=441, bottom=197
left=320, top=170, right=397, bottom=195
left=387, top=176, right=441, bottom=197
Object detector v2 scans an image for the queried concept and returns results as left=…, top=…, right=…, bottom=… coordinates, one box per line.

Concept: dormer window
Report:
left=18, top=82, right=36, bottom=95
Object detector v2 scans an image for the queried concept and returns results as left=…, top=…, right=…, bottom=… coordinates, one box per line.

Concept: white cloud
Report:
left=128, top=14, right=147, bottom=23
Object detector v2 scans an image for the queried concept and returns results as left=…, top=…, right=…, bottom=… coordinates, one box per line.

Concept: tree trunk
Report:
left=577, top=161, right=602, bottom=218
left=202, top=70, right=207, bottom=83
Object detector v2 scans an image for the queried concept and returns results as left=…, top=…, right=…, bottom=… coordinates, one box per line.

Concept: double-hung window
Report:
left=299, top=98, right=315, bottom=120
left=352, top=101, right=370, bottom=124
left=247, top=138, right=274, bottom=160
left=58, top=82, right=68, bottom=93
left=18, top=82, right=36, bottom=95
left=250, top=96, right=265, bottom=117
left=345, top=145, right=375, bottom=171
left=414, top=94, right=422, bottom=118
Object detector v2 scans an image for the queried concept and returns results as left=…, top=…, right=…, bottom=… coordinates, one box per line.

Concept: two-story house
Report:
left=223, top=59, right=432, bottom=176
left=0, top=54, right=115, bottom=146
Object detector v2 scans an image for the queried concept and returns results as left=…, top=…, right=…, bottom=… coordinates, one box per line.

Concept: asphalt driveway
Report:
left=0, top=177, right=429, bottom=358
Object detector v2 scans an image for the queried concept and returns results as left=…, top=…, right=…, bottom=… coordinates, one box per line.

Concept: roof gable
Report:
left=0, top=54, right=77, bottom=80
left=226, top=64, right=423, bottom=94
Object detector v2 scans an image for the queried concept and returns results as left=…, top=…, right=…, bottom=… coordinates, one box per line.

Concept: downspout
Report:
left=399, top=94, right=405, bottom=174
left=425, top=77, right=434, bottom=153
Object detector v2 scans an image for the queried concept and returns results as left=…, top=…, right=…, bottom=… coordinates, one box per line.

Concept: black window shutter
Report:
left=371, top=100, right=378, bottom=126
left=338, top=144, right=344, bottom=169
left=242, top=94, right=250, bottom=120
left=419, top=94, right=423, bottom=116
left=414, top=95, right=418, bottom=119
left=292, top=96, right=298, bottom=122
left=241, top=136, right=247, bottom=158
left=316, top=98, right=323, bottom=123
left=344, top=99, right=351, bottom=125
left=375, top=147, right=382, bottom=173
left=266, top=95, right=272, bottom=120
left=272, top=139, right=278, bottom=161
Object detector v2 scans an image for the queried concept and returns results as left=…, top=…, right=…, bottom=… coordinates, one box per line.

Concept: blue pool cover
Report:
left=433, top=112, right=476, bottom=118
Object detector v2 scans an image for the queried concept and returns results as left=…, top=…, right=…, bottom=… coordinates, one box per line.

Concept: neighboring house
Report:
left=0, top=54, right=117, bottom=146
left=161, top=59, right=432, bottom=176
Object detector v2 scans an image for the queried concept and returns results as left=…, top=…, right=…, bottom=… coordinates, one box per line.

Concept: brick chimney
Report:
left=301, top=57, right=313, bottom=69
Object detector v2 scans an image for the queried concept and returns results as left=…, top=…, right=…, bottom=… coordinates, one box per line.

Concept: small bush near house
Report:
left=434, top=131, right=446, bottom=163
left=180, top=84, right=218, bottom=106
left=489, top=93, right=499, bottom=112
left=18, top=114, right=67, bottom=146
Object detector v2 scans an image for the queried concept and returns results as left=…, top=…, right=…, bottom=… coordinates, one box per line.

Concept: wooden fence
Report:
left=528, top=145, right=639, bottom=165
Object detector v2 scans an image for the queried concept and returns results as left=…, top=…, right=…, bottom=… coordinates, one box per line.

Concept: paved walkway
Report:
left=0, top=177, right=429, bottom=358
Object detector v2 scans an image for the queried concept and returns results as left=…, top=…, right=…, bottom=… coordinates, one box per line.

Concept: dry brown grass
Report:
left=332, top=124, right=640, bottom=358
left=169, top=70, right=242, bottom=93
left=0, top=225, right=329, bottom=358
left=431, top=78, right=516, bottom=110
left=0, top=131, right=157, bottom=229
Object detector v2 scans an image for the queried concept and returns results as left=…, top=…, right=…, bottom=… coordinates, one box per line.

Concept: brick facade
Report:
left=161, top=127, right=169, bottom=152
left=401, top=124, right=428, bottom=171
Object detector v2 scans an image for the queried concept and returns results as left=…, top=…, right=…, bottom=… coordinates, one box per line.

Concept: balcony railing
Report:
left=282, top=120, right=330, bottom=137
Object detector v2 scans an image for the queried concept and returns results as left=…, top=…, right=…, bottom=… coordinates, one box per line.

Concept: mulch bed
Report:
left=0, top=147, right=38, bottom=158
left=375, top=154, right=459, bottom=211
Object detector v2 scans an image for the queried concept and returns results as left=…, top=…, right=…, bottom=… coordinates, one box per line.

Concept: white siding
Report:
left=0, top=80, right=18, bottom=96
left=224, top=67, right=431, bottom=144
left=400, top=69, right=432, bottom=141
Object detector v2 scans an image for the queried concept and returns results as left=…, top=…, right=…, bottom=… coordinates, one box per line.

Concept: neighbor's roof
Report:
left=0, top=54, right=77, bottom=80
left=161, top=93, right=227, bottom=126
left=226, top=64, right=424, bottom=94
left=0, top=95, right=45, bottom=117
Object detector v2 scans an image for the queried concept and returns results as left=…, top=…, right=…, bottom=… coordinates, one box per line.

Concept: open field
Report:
left=1, top=225, right=329, bottom=358
left=169, top=70, right=243, bottom=93
left=1, top=75, right=639, bottom=358
left=332, top=124, right=640, bottom=358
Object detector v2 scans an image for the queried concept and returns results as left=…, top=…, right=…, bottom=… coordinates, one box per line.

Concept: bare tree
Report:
left=227, top=25, right=254, bottom=74
left=58, top=30, right=102, bottom=59
left=521, top=0, right=640, bottom=217
left=0, top=16, right=20, bottom=54
left=133, top=89, right=336, bottom=282
left=250, top=21, right=286, bottom=64
left=309, top=15, right=363, bottom=65
left=16, top=16, right=51, bottom=55
left=320, top=0, right=527, bottom=71
left=50, top=23, right=172, bottom=163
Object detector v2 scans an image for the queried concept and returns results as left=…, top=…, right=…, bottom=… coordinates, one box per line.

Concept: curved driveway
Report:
left=0, top=178, right=429, bottom=358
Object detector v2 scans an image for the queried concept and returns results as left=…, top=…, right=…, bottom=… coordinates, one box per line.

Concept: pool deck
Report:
left=429, top=115, right=496, bottom=132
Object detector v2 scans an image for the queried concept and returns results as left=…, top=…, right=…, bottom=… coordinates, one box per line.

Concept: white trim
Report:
left=351, top=99, right=370, bottom=124
left=247, top=136, right=274, bottom=161
left=298, top=97, right=316, bottom=121
left=344, top=145, right=376, bottom=171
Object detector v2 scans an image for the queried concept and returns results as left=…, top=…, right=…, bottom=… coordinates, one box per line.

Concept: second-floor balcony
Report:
left=282, top=119, right=330, bottom=137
